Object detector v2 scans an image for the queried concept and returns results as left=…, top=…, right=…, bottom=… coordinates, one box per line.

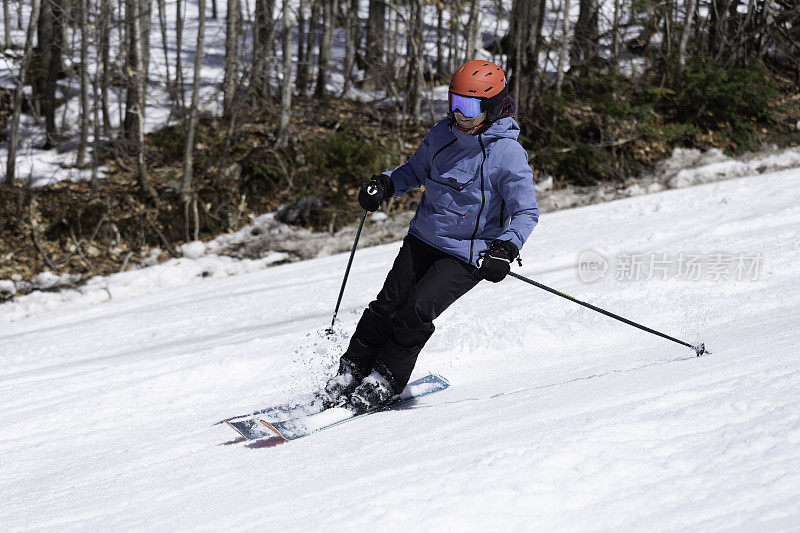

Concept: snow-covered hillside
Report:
left=2, top=167, right=800, bottom=531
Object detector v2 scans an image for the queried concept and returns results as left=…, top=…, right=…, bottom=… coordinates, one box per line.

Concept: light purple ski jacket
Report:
left=386, top=116, right=539, bottom=266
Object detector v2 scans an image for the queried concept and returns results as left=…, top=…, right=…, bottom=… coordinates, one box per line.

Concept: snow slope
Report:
left=2, top=168, right=800, bottom=531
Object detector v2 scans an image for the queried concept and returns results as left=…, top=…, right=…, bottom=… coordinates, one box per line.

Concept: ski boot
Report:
left=347, top=366, right=398, bottom=415
left=317, top=358, right=366, bottom=409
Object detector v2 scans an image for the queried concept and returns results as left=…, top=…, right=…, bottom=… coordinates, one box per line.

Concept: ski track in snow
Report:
left=2, top=169, right=800, bottom=531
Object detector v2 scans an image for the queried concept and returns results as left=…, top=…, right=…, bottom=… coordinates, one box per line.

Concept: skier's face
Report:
left=454, top=110, right=486, bottom=130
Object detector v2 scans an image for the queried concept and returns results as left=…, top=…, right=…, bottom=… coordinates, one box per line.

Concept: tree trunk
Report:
left=295, top=0, right=308, bottom=93
left=99, top=0, right=112, bottom=134
left=611, top=0, right=621, bottom=69
left=448, top=0, right=459, bottom=72
left=341, top=0, right=359, bottom=96
left=677, top=0, right=697, bottom=76
left=175, top=0, right=186, bottom=114
left=156, top=0, right=173, bottom=100
left=709, top=0, right=733, bottom=58
left=127, top=0, right=156, bottom=200
left=124, top=0, right=140, bottom=142
left=2, top=0, right=11, bottom=49
left=251, top=0, right=276, bottom=100
left=34, top=0, right=65, bottom=148
left=570, top=0, right=599, bottom=72
left=5, top=0, right=41, bottom=184
left=663, top=0, right=672, bottom=57
left=91, top=28, right=102, bottom=193
left=182, top=0, right=207, bottom=207
left=465, top=0, right=480, bottom=60
left=275, top=0, right=292, bottom=149
left=77, top=0, right=90, bottom=166
left=362, top=0, right=385, bottom=91
left=407, top=0, right=424, bottom=124
left=305, top=0, right=320, bottom=89
left=508, top=0, right=546, bottom=112
left=555, top=0, right=573, bottom=97
left=141, top=0, right=152, bottom=102
left=223, top=0, right=241, bottom=118
left=314, top=0, right=337, bottom=97
left=436, top=6, right=444, bottom=79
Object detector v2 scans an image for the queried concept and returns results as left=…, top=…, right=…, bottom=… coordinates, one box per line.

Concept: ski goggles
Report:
left=449, top=93, right=484, bottom=118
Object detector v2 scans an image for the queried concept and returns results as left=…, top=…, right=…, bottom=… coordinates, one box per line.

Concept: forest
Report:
left=1, top=0, right=799, bottom=296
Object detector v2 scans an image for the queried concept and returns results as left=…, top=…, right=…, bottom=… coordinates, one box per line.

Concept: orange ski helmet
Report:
left=448, top=60, right=508, bottom=124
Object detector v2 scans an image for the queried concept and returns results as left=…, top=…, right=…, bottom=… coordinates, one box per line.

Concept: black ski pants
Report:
left=341, top=233, right=481, bottom=391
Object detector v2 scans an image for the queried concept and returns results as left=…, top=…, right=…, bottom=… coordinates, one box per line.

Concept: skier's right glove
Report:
left=477, top=239, right=520, bottom=282
left=358, top=174, right=394, bottom=212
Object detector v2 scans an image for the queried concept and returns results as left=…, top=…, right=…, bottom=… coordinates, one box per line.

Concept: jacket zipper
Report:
left=469, top=134, right=487, bottom=264
left=431, top=138, right=457, bottom=163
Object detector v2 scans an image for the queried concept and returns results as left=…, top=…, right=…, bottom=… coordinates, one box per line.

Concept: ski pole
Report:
left=327, top=210, right=369, bottom=335
left=507, top=271, right=708, bottom=357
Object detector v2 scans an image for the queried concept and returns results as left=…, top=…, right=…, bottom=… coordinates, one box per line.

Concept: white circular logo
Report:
left=577, top=250, right=608, bottom=283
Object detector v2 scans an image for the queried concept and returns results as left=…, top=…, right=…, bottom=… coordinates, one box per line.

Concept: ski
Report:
left=226, top=417, right=277, bottom=440
left=225, top=374, right=449, bottom=441
left=224, top=394, right=331, bottom=439
left=261, top=374, right=450, bottom=441
left=218, top=391, right=327, bottom=427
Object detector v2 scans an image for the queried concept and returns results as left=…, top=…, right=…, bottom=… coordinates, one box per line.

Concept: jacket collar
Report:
left=448, top=117, right=520, bottom=148
left=450, top=122, right=483, bottom=149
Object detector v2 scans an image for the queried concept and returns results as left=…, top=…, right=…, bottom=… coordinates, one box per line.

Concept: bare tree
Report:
left=465, top=0, right=480, bottom=60
left=508, top=0, right=546, bottom=112
left=223, top=0, right=241, bottom=118
left=571, top=0, right=599, bottom=72
left=141, top=0, right=152, bottom=99
left=126, top=0, right=156, bottom=199
left=555, top=0, right=573, bottom=97
left=341, top=0, right=359, bottom=96
left=123, top=0, right=141, bottom=142
left=407, top=0, right=425, bottom=124
left=611, top=0, right=621, bottom=68
left=276, top=0, right=292, bottom=149
left=77, top=0, right=90, bottom=166
left=175, top=0, right=186, bottom=114
left=362, top=0, right=385, bottom=91
left=251, top=0, right=276, bottom=100
left=98, top=0, right=112, bottom=134
left=181, top=0, right=206, bottom=215
left=677, top=0, right=697, bottom=76
left=436, top=4, right=444, bottom=79
left=5, top=0, right=41, bottom=185
left=295, top=0, right=308, bottom=92
left=314, top=0, right=337, bottom=97
left=91, top=17, right=102, bottom=193
left=34, top=0, right=65, bottom=148
left=156, top=0, right=173, bottom=99
left=2, top=0, right=11, bottom=49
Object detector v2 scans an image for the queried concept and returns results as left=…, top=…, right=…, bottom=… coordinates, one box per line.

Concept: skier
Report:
left=323, top=60, right=539, bottom=413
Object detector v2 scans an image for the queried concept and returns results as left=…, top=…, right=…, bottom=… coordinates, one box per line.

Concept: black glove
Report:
left=358, top=174, right=394, bottom=212
left=478, top=239, right=519, bottom=282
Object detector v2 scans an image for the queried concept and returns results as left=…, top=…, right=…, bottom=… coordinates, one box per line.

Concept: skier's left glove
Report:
left=358, top=174, right=394, bottom=212
left=477, top=239, right=519, bottom=282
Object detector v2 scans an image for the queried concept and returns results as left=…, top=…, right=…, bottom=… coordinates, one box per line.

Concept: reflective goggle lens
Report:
left=449, top=93, right=483, bottom=118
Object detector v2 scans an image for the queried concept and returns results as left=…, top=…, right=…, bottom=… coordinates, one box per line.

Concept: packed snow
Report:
left=2, top=164, right=800, bottom=530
